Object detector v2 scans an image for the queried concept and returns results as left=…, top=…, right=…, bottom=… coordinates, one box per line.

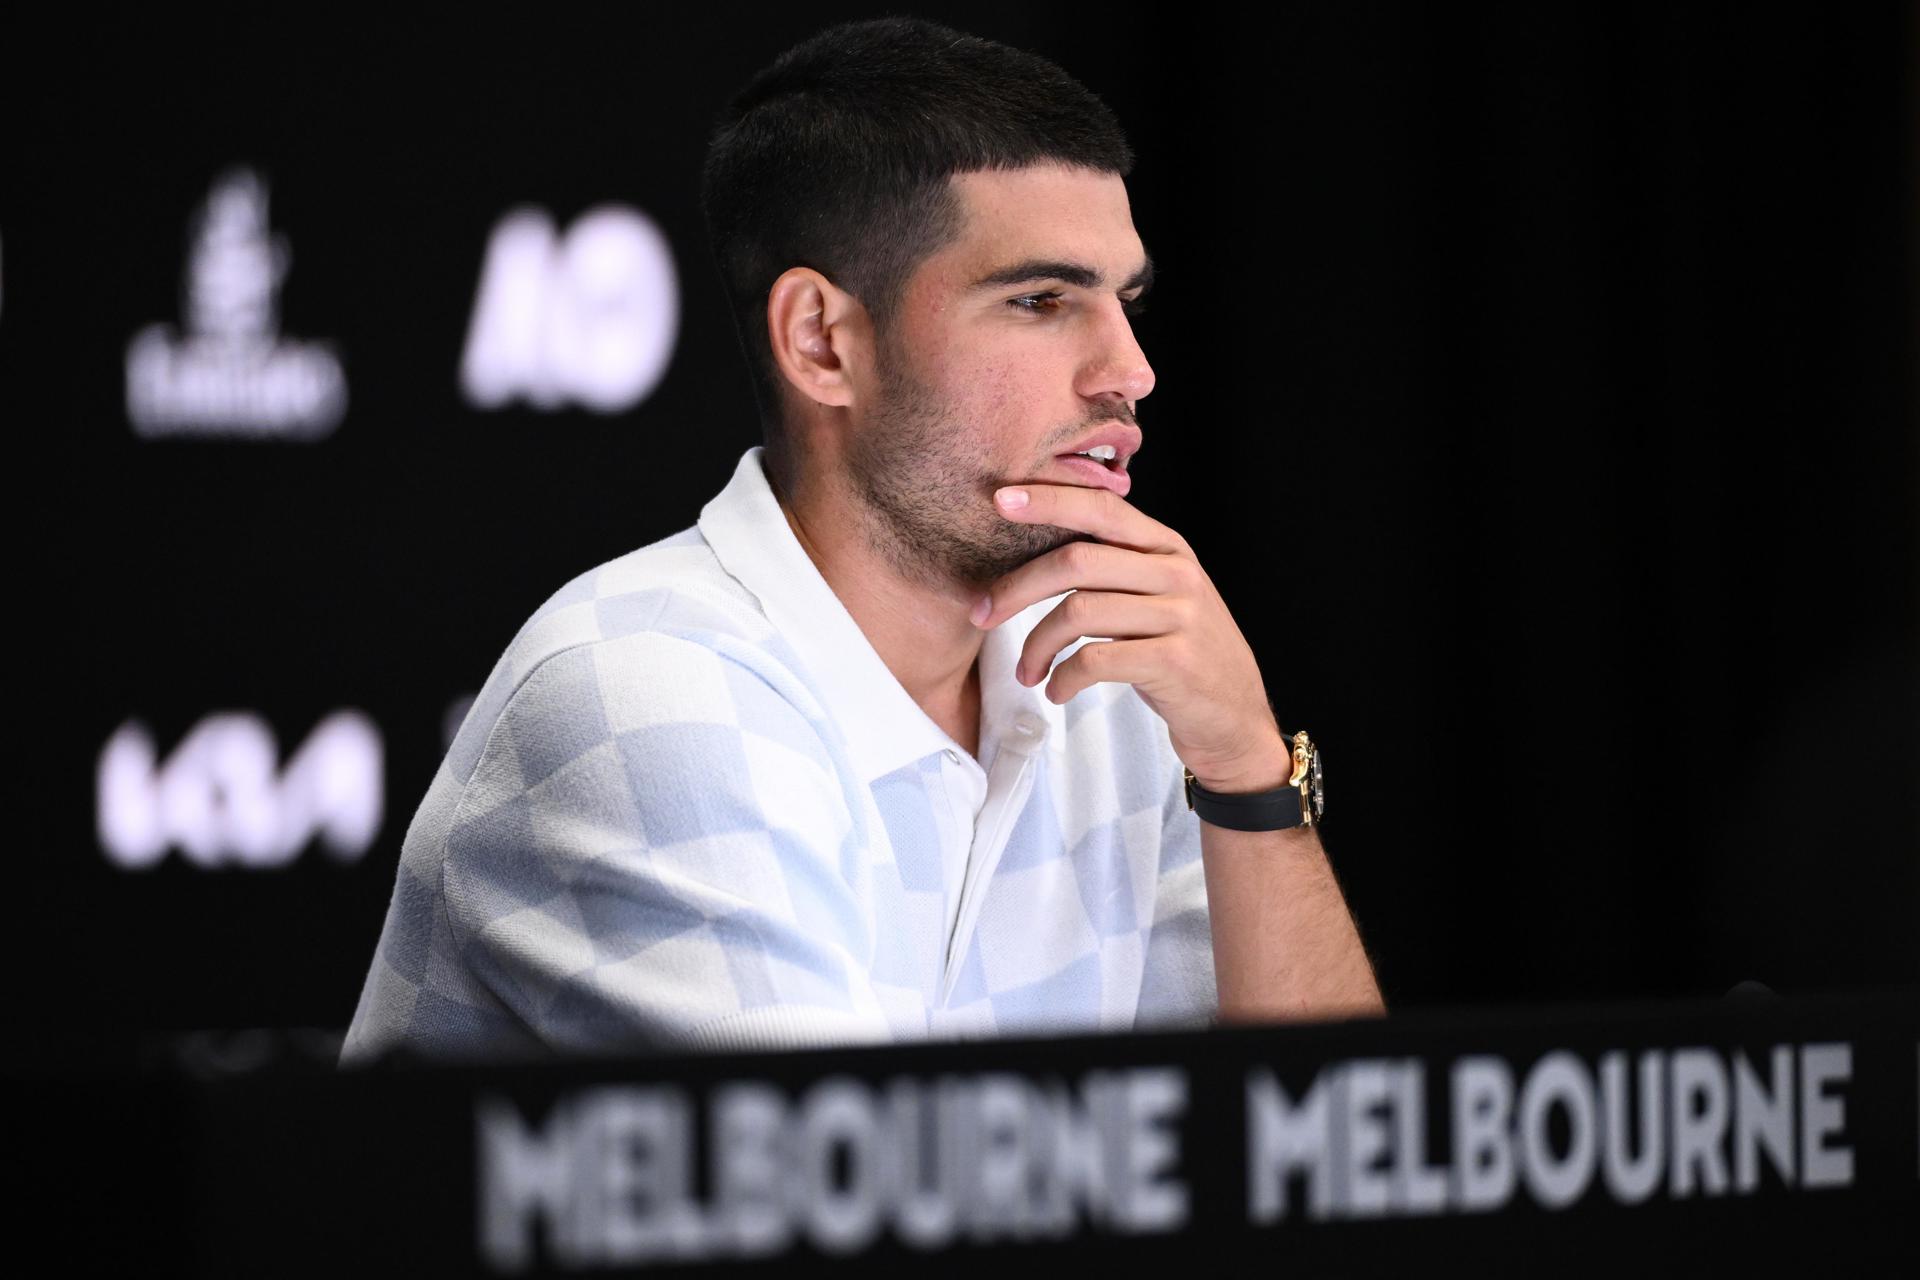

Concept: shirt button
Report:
left=942, top=749, right=959, bottom=763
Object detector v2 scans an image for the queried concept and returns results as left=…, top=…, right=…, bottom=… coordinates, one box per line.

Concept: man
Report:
left=342, top=17, right=1382, bottom=1063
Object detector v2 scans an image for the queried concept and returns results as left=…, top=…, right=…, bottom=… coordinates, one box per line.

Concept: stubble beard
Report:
left=845, top=349, right=1081, bottom=594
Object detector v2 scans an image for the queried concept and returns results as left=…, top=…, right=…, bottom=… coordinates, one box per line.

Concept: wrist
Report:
left=1192, top=737, right=1294, bottom=795
left=1186, top=728, right=1323, bottom=832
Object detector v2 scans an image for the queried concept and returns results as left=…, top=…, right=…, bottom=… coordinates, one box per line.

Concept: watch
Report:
left=1183, top=730, right=1323, bottom=831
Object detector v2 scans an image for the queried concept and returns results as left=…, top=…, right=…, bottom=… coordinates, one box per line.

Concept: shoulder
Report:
left=445, top=525, right=831, bottom=790
left=509, top=525, right=766, bottom=675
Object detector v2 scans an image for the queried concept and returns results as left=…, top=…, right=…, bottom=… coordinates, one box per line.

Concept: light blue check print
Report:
left=343, top=450, right=1215, bottom=1062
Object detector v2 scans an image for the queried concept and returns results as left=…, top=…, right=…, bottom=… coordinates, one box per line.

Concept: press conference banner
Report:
left=37, top=992, right=1917, bottom=1273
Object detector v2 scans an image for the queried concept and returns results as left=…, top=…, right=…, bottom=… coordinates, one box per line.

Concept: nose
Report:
left=1076, top=298, right=1156, bottom=406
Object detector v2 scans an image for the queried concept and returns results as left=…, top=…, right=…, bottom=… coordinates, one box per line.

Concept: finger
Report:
left=974, top=539, right=1191, bottom=630
left=1040, top=635, right=1174, bottom=704
left=994, top=484, right=1187, bottom=555
left=1016, top=591, right=1183, bottom=686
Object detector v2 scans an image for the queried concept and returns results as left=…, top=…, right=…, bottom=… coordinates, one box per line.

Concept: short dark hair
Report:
left=700, top=17, right=1133, bottom=494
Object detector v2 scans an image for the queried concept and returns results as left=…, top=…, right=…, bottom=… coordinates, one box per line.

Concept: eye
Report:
left=1122, top=294, right=1149, bottom=319
left=1008, top=291, right=1066, bottom=314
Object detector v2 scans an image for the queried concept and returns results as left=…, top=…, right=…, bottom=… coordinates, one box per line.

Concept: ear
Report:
left=766, top=267, right=871, bottom=411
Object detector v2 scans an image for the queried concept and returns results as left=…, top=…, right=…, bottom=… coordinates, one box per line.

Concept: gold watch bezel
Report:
left=1289, top=730, right=1322, bottom=826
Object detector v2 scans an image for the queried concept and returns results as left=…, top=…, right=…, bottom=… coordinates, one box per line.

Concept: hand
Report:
left=970, top=483, right=1291, bottom=793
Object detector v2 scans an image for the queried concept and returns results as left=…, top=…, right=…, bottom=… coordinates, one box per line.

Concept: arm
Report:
left=439, top=634, right=896, bottom=1054
left=973, top=482, right=1387, bottom=1027
left=1191, top=743, right=1383, bottom=1023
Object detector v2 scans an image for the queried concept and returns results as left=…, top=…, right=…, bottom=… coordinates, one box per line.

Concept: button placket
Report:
left=933, top=749, right=984, bottom=962
left=938, top=711, right=1050, bottom=1005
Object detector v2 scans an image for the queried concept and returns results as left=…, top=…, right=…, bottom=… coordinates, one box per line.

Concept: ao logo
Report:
left=461, top=206, right=679, bottom=414
left=96, top=711, right=383, bottom=870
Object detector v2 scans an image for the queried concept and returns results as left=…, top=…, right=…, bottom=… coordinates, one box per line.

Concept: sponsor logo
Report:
left=1246, top=1043, right=1854, bottom=1222
left=460, top=205, right=678, bottom=414
left=473, top=1041, right=1861, bottom=1269
left=126, top=168, right=347, bottom=439
left=477, top=1068, right=1188, bottom=1270
left=97, top=710, right=382, bottom=869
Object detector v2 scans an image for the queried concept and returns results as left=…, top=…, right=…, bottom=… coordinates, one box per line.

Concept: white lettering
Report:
left=1389, top=1059, right=1449, bottom=1214
left=1799, top=1043, right=1853, bottom=1187
left=971, top=1074, right=1031, bottom=1238
left=1243, top=1041, right=1865, bottom=1230
left=477, top=1095, right=576, bottom=1272
left=1246, top=1068, right=1331, bottom=1223
left=1030, top=1078, right=1108, bottom=1237
left=796, top=1078, right=883, bottom=1253
left=460, top=205, right=679, bottom=414
left=1598, top=1050, right=1665, bottom=1202
left=1517, top=1052, right=1598, bottom=1209
left=1452, top=1056, right=1516, bottom=1212
left=1670, top=1049, right=1731, bottom=1196
left=97, top=711, right=382, bottom=870
left=1119, top=1067, right=1189, bottom=1232
left=1343, top=1060, right=1393, bottom=1216
left=882, top=1078, right=961, bottom=1248
left=478, top=1069, right=1186, bottom=1269
left=125, top=168, right=346, bottom=439
left=709, top=1083, right=788, bottom=1256
left=594, top=1087, right=703, bottom=1262
left=1732, top=1046, right=1795, bottom=1191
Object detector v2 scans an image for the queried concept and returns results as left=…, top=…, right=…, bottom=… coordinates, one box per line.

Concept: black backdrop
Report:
left=12, top=3, right=1915, bottom=1064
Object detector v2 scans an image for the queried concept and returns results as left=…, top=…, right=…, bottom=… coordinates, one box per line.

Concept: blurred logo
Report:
left=126, top=168, right=347, bottom=439
left=460, top=205, right=679, bottom=414
left=96, top=710, right=383, bottom=869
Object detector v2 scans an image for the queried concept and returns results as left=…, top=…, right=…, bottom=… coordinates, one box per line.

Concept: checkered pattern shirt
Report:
left=342, top=447, right=1216, bottom=1062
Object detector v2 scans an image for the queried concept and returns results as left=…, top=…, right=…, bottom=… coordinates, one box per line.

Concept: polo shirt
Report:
left=341, top=447, right=1216, bottom=1063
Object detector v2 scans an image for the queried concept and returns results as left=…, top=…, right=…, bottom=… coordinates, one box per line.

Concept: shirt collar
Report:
left=698, top=447, right=1063, bottom=783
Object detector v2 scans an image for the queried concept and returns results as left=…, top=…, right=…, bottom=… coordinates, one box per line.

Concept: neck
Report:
left=773, top=466, right=985, bottom=760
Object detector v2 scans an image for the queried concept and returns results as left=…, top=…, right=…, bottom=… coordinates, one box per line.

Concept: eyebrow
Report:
left=968, top=253, right=1155, bottom=296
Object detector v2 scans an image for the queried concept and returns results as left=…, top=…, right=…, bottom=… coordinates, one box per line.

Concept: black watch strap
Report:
left=1183, top=768, right=1309, bottom=832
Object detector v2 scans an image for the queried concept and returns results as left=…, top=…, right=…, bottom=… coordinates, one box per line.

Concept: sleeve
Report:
left=437, top=632, right=897, bottom=1055
left=1133, top=763, right=1219, bottom=1031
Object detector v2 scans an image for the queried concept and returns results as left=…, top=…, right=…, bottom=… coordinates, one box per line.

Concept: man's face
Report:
left=842, top=162, right=1155, bottom=592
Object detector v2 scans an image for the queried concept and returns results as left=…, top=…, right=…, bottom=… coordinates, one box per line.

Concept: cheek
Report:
left=957, top=361, right=1018, bottom=407
left=961, top=376, right=1027, bottom=457
left=924, top=350, right=1021, bottom=423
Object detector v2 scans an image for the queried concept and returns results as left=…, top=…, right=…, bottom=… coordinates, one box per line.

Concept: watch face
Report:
left=1308, top=749, right=1325, bottom=820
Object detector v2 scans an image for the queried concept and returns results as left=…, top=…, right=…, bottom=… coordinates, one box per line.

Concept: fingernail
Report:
left=995, top=487, right=1028, bottom=510
left=970, top=595, right=991, bottom=626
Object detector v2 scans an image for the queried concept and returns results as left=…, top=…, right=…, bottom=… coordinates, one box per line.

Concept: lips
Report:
left=1050, top=421, right=1140, bottom=498
left=1051, top=452, right=1133, bottom=497
left=1059, top=422, right=1142, bottom=467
